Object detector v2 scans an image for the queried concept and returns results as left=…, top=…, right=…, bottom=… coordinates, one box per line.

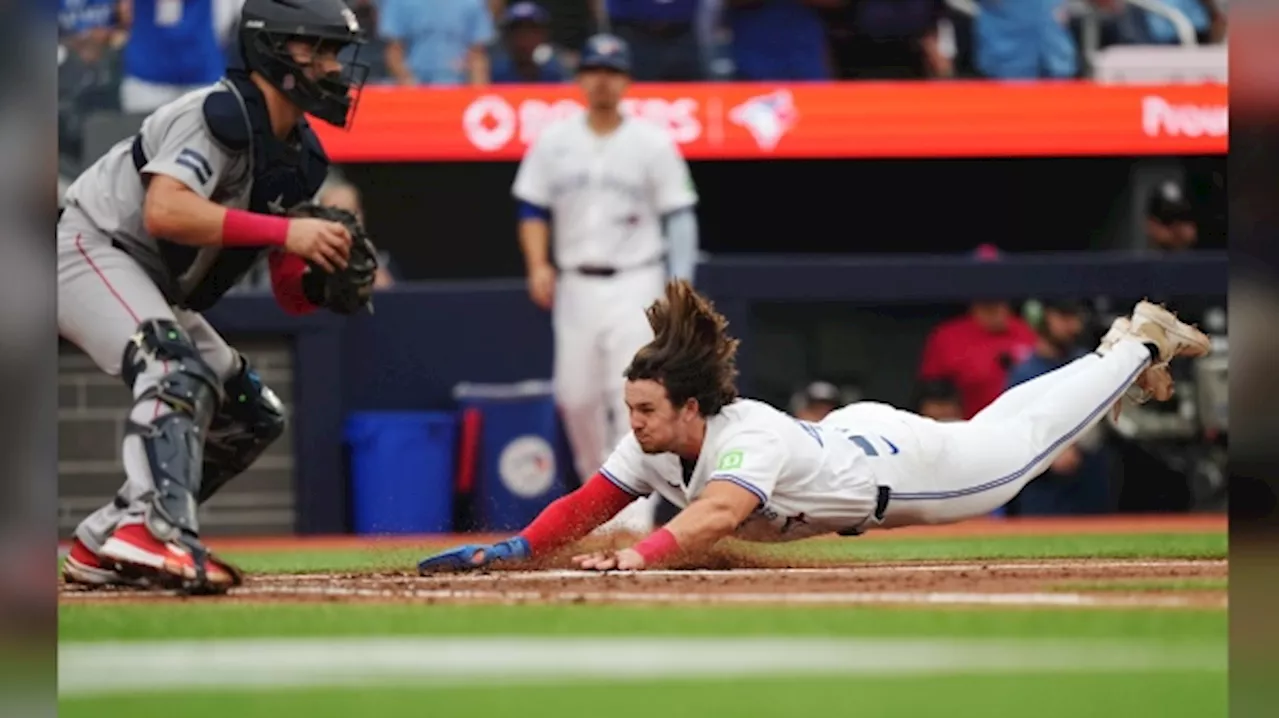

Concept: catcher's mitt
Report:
left=288, top=203, right=379, bottom=315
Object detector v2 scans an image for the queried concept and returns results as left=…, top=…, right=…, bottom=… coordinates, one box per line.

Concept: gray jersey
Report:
left=63, top=82, right=253, bottom=302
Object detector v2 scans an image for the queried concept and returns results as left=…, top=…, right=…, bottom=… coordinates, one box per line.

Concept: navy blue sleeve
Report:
left=517, top=200, right=551, bottom=222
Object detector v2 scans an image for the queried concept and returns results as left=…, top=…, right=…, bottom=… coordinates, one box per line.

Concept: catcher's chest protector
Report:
left=158, top=72, right=332, bottom=311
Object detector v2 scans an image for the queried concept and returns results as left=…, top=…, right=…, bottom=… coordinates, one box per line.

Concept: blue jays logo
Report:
left=729, top=90, right=799, bottom=152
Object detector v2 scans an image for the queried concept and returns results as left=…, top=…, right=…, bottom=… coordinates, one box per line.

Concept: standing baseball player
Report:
left=59, top=0, right=380, bottom=595
left=512, top=33, right=700, bottom=533
left=419, top=280, right=1209, bottom=573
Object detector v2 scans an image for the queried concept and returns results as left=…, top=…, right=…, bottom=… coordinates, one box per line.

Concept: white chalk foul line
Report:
left=58, top=636, right=1225, bottom=697
left=58, top=584, right=1225, bottom=609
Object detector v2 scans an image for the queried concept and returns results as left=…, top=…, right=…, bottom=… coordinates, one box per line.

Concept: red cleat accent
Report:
left=99, top=524, right=242, bottom=594
left=62, top=538, right=149, bottom=589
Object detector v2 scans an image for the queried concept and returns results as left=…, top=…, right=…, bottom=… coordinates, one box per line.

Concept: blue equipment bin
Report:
left=454, top=380, right=569, bottom=532
left=344, top=411, right=458, bottom=535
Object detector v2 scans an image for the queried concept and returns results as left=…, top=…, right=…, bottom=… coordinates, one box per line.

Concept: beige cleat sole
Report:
left=1132, top=300, right=1212, bottom=362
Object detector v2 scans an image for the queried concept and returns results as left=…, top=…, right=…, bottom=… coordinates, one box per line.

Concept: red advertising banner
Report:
left=316, top=81, right=1227, bottom=162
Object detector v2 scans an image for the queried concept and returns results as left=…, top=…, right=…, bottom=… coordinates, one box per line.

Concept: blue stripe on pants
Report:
left=890, top=357, right=1147, bottom=501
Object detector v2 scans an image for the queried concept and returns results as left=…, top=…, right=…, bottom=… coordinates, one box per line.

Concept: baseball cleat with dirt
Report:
left=1129, top=300, right=1212, bottom=365
left=99, top=524, right=243, bottom=595
left=62, top=537, right=154, bottom=590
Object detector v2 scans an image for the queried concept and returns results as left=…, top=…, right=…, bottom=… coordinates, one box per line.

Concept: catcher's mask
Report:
left=238, top=0, right=369, bottom=129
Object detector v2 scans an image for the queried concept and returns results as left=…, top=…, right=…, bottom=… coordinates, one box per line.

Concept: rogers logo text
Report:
left=1142, top=96, right=1227, bottom=139
left=463, top=95, right=704, bottom=150
left=463, top=95, right=518, bottom=151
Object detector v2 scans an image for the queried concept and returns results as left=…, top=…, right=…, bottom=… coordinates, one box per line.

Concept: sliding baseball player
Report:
left=420, top=281, right=1207, bottom=573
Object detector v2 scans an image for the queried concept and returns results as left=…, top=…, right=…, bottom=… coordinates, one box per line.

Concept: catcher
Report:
left=58, top=0, right=378, bottom=595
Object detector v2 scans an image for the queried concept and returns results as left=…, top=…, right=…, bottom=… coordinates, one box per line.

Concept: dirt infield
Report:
left=60, top=558, right=1227, bottom=610
left=58, top=516, right=1227, bottom=610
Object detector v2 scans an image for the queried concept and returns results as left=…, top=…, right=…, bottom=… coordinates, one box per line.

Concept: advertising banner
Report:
left=317, top=81, right=1228, bottom=162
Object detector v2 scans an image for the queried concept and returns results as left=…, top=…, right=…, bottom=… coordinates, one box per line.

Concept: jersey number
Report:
left=799, top=421, right=899, bottom=457
left=848, top=433, right=900, bottom=456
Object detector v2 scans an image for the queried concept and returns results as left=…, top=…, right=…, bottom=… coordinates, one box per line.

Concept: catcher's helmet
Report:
left=238, top=0, right=369, bottom=128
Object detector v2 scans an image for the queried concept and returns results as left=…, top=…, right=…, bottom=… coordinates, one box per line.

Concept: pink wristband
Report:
left=222, top=209, right=289, bottom=247
left=632, top=528, right=681, bottom=565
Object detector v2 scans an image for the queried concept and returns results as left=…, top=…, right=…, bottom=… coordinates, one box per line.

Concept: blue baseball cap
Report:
left=578, top=33, right=631, bottom=74
left=502, top=2, right=550, bottom=26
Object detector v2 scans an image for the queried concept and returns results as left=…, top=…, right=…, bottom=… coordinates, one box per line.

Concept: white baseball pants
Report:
left=552, top=265, right=666, bottom=532
left=823, top=338, right=1153, bottom=529
left=58, top=209, right=239, bottom=552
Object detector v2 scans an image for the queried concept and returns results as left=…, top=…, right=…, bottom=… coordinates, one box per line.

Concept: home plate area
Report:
left=60, top=558, right=1227, bottom=609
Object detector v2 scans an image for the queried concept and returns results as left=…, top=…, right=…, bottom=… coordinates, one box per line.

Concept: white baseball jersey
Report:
left=600, top=399, right=882, bottom=541
left=511, top=114, right=696, bottom=270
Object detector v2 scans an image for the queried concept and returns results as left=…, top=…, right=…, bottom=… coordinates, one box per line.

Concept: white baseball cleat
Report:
left=1129, top=300, right=1212, bottom=365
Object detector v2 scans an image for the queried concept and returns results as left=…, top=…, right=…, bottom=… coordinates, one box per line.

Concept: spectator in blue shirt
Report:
left=722, top=0, right=835, bottom=81
left=973, top=0, right=1080, bottom=80
left=119, top=0, right=226, bottom=113
left=491, top=2, right=569, bottom=83
left=1003, top=299, right=1115, bottom=516
left=603, top=0, right=704, bottom=81
left=380, top=0, right=496, bottom=85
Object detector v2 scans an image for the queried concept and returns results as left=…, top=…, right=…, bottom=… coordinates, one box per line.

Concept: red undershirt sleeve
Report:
left=518, top=473, right=638, bottom=556
left=268, top=251, right=318, bottom=316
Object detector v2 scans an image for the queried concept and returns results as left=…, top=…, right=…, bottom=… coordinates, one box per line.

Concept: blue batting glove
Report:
left=417, top=537, right=530, bottom=575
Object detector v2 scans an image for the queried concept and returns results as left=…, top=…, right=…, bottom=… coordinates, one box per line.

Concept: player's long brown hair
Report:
left=624, top=279, right=740, bottom=416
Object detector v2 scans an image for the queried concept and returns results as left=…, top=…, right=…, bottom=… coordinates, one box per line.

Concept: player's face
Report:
left=287, top=40, right=345, bottom=82
left=625, top=379, right=696, bottom=454
left=578, top=68, right=628, bottom=111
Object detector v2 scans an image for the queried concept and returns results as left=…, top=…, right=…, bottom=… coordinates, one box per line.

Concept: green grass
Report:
left=58, top=603, right=1227, bottom=643
left=58, top=529, right=1229, bottom=716
left=58, top=672, right=1227, bottom=718
left=211, top=532, right=1226, bottom=574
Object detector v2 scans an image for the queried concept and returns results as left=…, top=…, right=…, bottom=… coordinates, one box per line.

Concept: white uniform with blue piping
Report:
left=599, top=338, right=1155, bottom=535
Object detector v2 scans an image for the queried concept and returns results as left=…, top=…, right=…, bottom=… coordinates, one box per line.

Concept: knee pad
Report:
left=120, top=319, right=223, bottom=540
left=199, top=353, right=287, bottom=503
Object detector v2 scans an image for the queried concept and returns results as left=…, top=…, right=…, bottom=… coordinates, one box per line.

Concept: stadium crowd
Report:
left=59, top=1, right=1227, bottom=100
